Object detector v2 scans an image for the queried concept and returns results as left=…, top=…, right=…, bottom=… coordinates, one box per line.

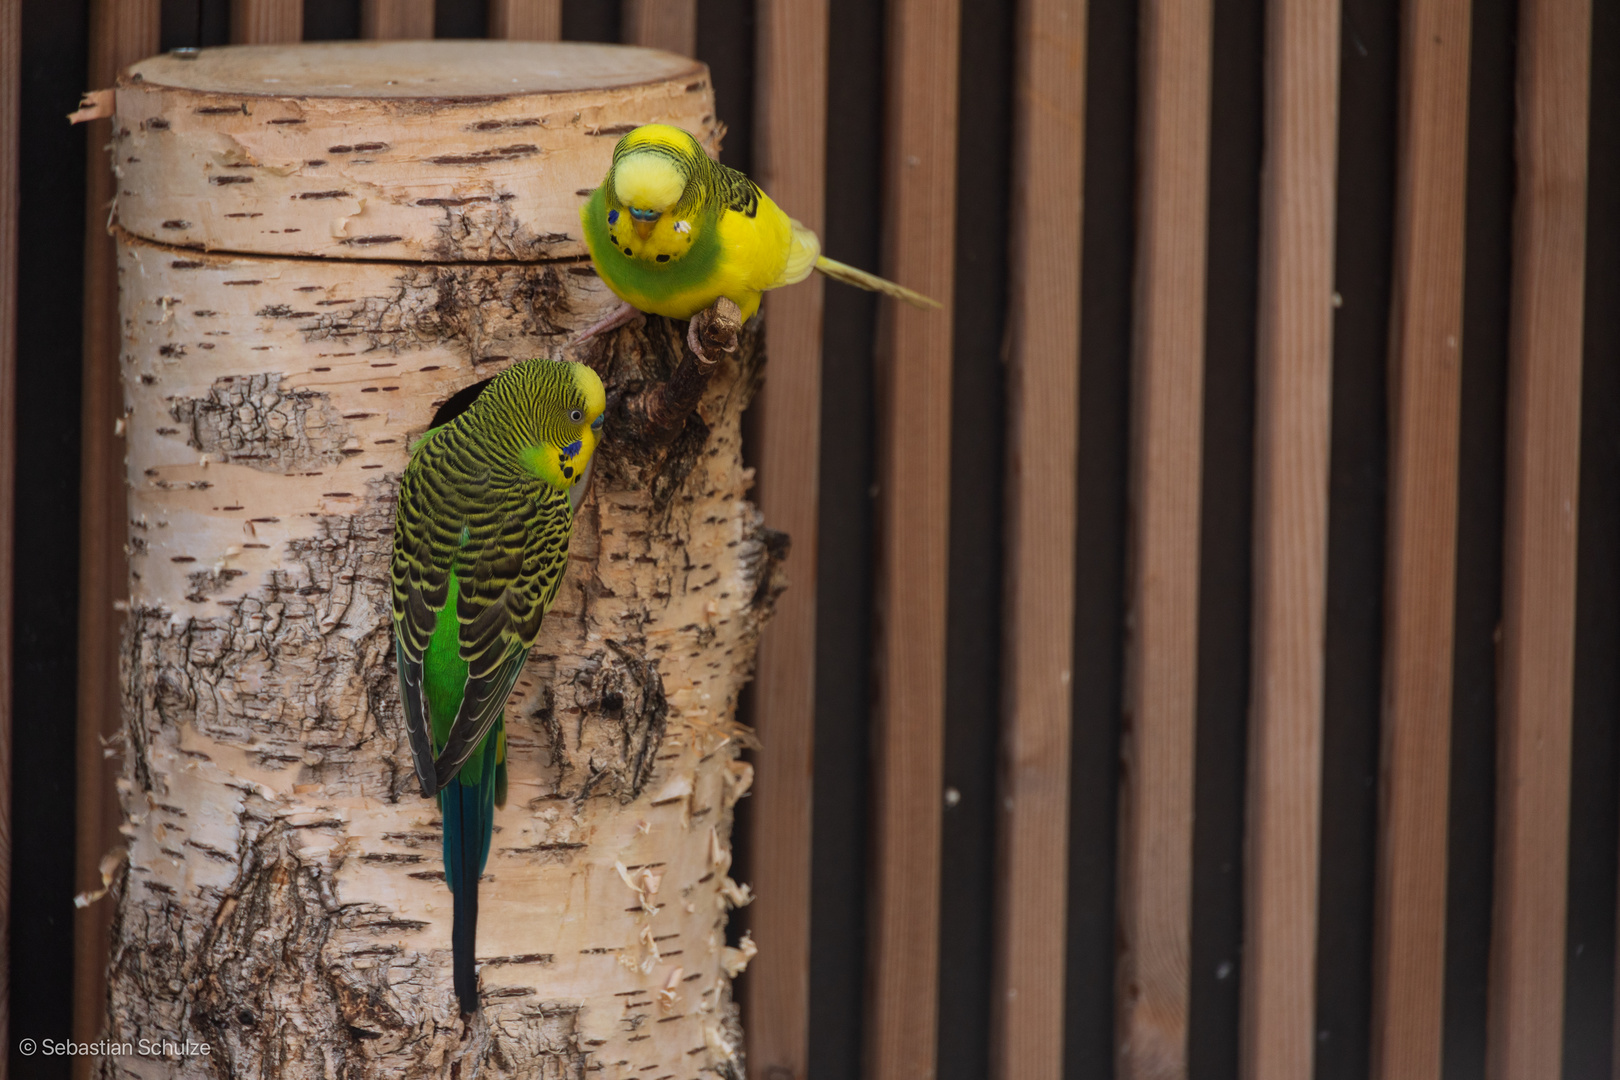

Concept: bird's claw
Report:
left=685, top=297, right=742, bottom=365
left=687, top=318, right=711, bottom=365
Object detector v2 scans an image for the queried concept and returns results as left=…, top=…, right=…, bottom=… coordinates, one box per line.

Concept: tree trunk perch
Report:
left=100, top=43, right=777, bottom=1080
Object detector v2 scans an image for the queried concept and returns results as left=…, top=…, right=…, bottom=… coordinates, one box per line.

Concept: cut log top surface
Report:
left=113, top=41, right=717, bottom=262
left=125, top=40, right=703, bottom=98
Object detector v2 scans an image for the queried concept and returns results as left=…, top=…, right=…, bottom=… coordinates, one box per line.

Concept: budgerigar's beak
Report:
left=633, top=219, right=655, bottom=240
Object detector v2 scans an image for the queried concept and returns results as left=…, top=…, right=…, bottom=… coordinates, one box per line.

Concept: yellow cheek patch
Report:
left=610, top=216, right=696, bottom=263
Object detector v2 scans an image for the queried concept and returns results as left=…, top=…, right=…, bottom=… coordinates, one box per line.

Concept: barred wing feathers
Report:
left=712, top=159, right=763, bottom=218
left=391, top=425, right=575, bottom=797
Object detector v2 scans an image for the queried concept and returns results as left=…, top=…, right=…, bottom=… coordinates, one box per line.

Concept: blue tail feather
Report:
left=441, top=753, right=497, bottom=1015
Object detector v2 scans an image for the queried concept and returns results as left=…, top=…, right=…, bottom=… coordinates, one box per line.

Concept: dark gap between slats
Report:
left=1187, top=0, right=1263, bottom=1074
left=1562, top=0, right=1620, bottom=1071
left=434, top=0, right=487, bottom=39
left=11, top=3, right=91, bottom=1075
left=161, top=0, right=229, bottom=50
left=1315, top=0, right=1398, bottom=1074
left=1064, top=0, right=1135, bottom=1075
left=696, top=0, right=754, bottom=175
left=1443, top=0, right=1515, bottom=1073
left=937, top=1, right=1013, bottom=1077
left=561, top=0, right=620, bottom=44
left=808, top=0, right=885, bottom=1074
left=700, top=0, right=759, bottom=961
left=302, top=0, right=360, bottom=41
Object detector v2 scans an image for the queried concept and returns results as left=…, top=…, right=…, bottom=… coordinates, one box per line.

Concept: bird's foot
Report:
left=686, top=298, right=742, bottom=365
left=574, top=301, right=641, bottom=343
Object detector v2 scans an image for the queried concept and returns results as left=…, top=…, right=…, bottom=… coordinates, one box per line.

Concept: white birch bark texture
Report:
left=101, top=43, right=779, bottom=1080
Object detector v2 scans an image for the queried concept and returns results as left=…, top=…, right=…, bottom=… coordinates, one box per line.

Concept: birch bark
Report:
left=97, top=42, right=775, bottom=1080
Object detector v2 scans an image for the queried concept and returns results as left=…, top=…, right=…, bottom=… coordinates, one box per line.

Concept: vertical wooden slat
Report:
left=1486, top=0, right=1591, bottom=1076
left=1369, top=0, right=1472, bottom=1076
left=1115, top=0, right=1211, bottom=1076
left=76, top=2, right=160, bottom=1069
left=361, top=0, right=434, bottom=39
left=230, top=0, right=303, bottom=43
left=743, top=1, right=828, bottom=1076
left=0, top=0, right=19, bottom=1071
left=866, top=0, right=958, bottom=1077
left=622, top=0, right=697, bottom=55
left=1240, top=0, right=1339, bottom=1077
left=489, top=0, right=562, bottom=40
left=991, top=1, right=1085, bottom=1079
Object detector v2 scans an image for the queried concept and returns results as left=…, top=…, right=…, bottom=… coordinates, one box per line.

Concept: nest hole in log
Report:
left=430, top=375, right=497, bottom=429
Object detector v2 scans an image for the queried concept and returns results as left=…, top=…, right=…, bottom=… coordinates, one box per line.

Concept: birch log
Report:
left=114, top=43, right=718, bottom=262
left=99, top=43, right=776, bottom=1080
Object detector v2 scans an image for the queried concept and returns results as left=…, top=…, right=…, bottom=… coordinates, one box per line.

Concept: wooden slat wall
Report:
left=231, top=0, right=303, bottom=44
left=490, top=0, right=563, bottom=41
left=1116, top=0, right=1211, bottom=1076
left=49, top=4, right=1620, bottom=1077
left=1370, top=0, right=1472, bottom=1075
left=866, top=0, right=959, bottom=1076
left=623, top=0, right=698, bottom=56
left=361, top=0, right=435, bottom=40
left=1241, top=0, right=1340, bottom=1077
left=74, top=5, right=160, bottom=1074
left=1486, top=0, right=1592, bottom=1076
left=0, top=0, right=19, bottom=1071
left=991, top=1, right=1085, bottom=1078
left=742, top=1, right=828, bottom=1077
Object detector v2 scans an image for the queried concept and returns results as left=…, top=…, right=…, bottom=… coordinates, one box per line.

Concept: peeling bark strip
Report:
left=111, top=41, right=720, bottom=263
left=105, top=46, right=776, bottom=1080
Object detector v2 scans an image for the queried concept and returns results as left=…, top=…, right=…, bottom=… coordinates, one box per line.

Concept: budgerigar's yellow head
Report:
left=606, top=124, right=707, bottom=245
left=613, top=150, right=687, bottom=214
left=511, top=360, right=607, bottom=496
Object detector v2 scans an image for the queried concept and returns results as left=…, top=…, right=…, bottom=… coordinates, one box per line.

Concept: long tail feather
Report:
left=443, top=764, right=496, bottom=1015
left=814, top=255, right=942, bottom=310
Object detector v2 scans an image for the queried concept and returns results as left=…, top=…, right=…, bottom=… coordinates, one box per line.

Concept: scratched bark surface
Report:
left=99, top=45, right=774, bottom=1080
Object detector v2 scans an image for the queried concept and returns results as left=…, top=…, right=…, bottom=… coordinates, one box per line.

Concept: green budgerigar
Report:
left=390, top=357, right=606, bottom=1015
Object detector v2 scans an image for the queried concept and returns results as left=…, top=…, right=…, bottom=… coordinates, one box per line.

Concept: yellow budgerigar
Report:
left=578, top=123, right=938, bottom=356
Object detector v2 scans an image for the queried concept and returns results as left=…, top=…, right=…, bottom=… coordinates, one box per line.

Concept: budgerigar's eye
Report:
left=569, top=408, right=584, bottom=423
